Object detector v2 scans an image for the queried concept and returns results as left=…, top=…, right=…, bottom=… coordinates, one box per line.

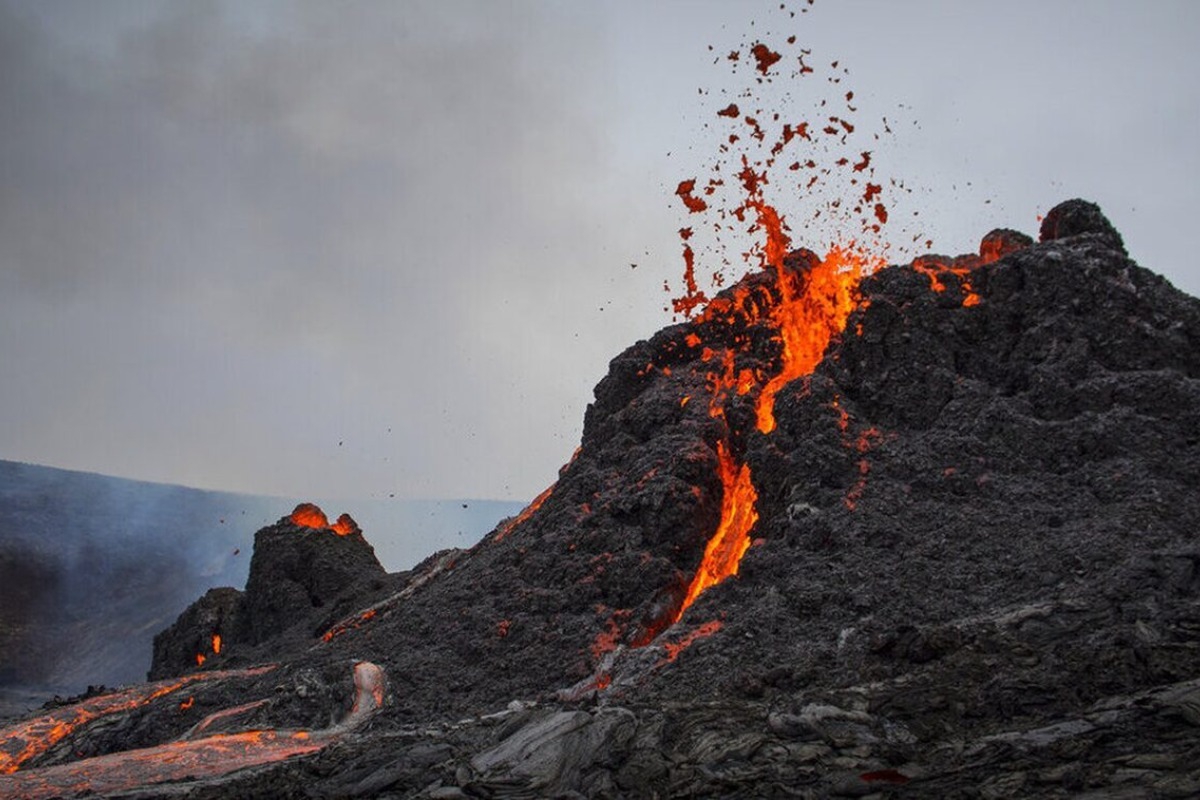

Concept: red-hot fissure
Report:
left=669, top=225, right=880, bottom=628
left=661, top=7, right=901, bottom=628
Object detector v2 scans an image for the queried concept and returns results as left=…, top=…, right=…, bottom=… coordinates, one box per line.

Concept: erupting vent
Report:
left=288, top=503, right=359, bottom=536
left=655, top=20, right=904, bottom=629
left=487, top=4, right=993, bottom=662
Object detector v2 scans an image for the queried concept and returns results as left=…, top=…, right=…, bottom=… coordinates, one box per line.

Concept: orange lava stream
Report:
left=0, top=730, right=325, bottom=800
left=0, top=662, right=384, bottom=799
left=672, top=441, right=759, bottom=623
left=672, top=193, right=879, bottom=623
left=660, top=619, right=724, bottom=663
left=756, top=243, right=877, bottom=434
left=0, top=666, right=276, bottom=775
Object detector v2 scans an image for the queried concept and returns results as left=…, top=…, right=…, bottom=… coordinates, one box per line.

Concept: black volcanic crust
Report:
left=10, top=200, right=1200, bottom=797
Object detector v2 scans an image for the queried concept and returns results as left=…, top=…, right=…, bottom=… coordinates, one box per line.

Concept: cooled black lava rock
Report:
left=233, top=513, right=386, bottom=646
left=1039, top=196, right=1125, bottom=251
left=147, top=587, right=240, bottom=681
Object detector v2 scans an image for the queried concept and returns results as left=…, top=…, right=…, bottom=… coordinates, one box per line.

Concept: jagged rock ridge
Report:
left=2, top=199, right=1199, bottom=798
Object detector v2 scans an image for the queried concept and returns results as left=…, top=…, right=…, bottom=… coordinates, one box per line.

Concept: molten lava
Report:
left=0, top=731, right=326, bottom=800
left=0, top=663, right=384, bottom=799
left=673, top=443, right=758, bottom=622
left=0, top=666, right=276, bottom=775
left=912, top=254, right=982, bottom=306
left=660, top=619, right=724, bottom=663
left=658, top=4, right=911, bottom=629
left=329, top=513, right=358, bottom=536
left=321, top=608, right=376, bottom=643
left=493, top=482, right=554, bottom=543
left=289, top=503, right=359, bottom=536
left=289, top=503, right=328, bottom=529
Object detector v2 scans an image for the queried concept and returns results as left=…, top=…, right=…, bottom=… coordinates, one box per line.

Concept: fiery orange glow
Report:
left=665, top=164, right=882, bottom=624
left=0, top=663, right=382, bottom=799
left=493, top=482, right=554, bottom=543
left=288, top=504, right=359, bottom=536
left=321, top=608, right=376, bottom=643
left=673, top=442, right=758, bottom=622
left=912, top=254, right=983, bottom=306
left=590, top=608, right=629, bottom=661
left=211, top=634, right=221, bottom=655
left=660, top=619, right=724, bottom=663
left=0, top=666, right=276, bottom=775
left=329, top=513, right=357, bottom=536
left=756, top=244, right=879, bottom=434
left=0, top=730, right=326, bottom=800
left=289, top=503, right=329, bottom=529
left=661, top=8, right=901, bottom=626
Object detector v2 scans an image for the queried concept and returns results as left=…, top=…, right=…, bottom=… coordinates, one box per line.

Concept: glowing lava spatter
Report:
left=664, top=1, right=900, bottom=626
left=289, top=503, right=329, bottom=529
left=289, top=503, right=359, bottom=536
left=755, top=244, right=880, bottom=433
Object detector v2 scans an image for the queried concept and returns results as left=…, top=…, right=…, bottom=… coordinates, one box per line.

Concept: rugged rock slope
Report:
left=2, top=200, right=1198, bottom=798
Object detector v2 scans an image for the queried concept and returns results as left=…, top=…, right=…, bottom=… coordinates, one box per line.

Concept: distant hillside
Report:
left=0, top=459, right=522, bottom=713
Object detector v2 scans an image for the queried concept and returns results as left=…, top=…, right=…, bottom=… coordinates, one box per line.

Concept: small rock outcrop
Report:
left=233, top=508, right=385, bottom=646
left=148, top=505, right=387, bottom=679
left=148, top=587, right=240, bottom=680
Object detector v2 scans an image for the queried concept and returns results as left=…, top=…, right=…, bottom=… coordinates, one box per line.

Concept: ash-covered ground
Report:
left=2, top=200, right=1198, bottom=798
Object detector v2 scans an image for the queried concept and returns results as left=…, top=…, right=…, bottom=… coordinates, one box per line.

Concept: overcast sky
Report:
left=2, top=0, right=1197, bottom=502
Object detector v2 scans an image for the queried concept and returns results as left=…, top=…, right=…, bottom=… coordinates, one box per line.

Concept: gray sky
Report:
left=2, top=0, right=1197, bottom=502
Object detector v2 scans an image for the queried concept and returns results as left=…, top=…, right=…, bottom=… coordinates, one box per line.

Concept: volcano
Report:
left=2, top=200, right=1199, bottom=798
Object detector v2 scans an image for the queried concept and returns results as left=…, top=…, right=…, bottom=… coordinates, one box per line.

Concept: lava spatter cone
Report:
left=149, top=503, right=387, bottom=679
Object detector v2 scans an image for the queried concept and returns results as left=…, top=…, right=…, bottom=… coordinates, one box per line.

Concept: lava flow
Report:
left=0, top=665, right=276, bottom=775
left=663, top=242, right=876, bottom=628
left=0, top=662, right=384, bottom=799
left=659, top=9, right=898, bottom=627
left=673, top=441, right=757, bottom=621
